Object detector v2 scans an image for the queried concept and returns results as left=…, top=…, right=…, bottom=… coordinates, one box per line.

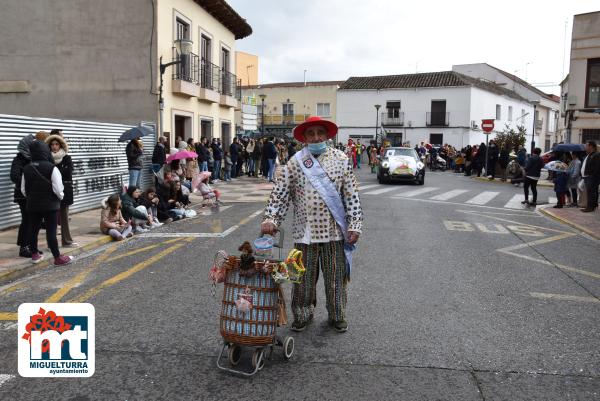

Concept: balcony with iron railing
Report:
left=381, top=111, right=405, bottom=126
left=426, top=112, right=450, bottom=127
left=170, top=47, right=241, bottom=107
left=171, top=47, right=200, bottom=97
left=197, top=60, right=220, bottom=103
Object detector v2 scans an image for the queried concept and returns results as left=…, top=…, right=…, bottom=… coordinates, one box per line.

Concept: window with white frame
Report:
left=316, top=103, right=331, bottom=117
left=496, top=104, right=501, bottom=120
left=508, top=106, right=513, bottom=121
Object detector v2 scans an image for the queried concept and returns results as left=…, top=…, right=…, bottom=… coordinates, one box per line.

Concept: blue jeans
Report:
left=268, top=159, right=276, bottom=181
left=128, top=169, right=141, bottom=188
left=224, top=169, right=231, bottom=181
left=212, top=160, right=221, bottom=180
left=200, top=161, right=208, bottom=172
left=247, top=159, right=255, bottom=175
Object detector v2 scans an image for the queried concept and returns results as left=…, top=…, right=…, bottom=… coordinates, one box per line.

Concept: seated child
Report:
left=120, top=186, right=154, bottom=233
left=139, top=188, right=166, bottom=225
left=196, top=172, right=221, bottom=205
left=166, top=180, right=190, bottom=220
left=100, top=194, right=133, bottom=241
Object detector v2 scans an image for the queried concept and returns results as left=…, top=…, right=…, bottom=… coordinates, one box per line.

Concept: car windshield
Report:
left=385, top=149, right=417, bottom=158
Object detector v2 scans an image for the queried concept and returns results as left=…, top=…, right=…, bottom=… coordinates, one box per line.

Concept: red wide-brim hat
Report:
left=293, top=116, right=338, bottom=142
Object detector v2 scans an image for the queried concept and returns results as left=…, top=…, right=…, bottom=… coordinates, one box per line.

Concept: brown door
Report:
left=431, top=100, right=446, bottom=125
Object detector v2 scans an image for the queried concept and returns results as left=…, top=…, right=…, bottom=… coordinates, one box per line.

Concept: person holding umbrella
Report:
left=126, top=138, right=144, bottom=188
left=119, top=126, right=154, bottom=188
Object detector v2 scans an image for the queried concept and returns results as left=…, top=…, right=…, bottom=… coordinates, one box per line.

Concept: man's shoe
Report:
left=553, top=205, right=563, bottom=209
left=581, top=208, right=595, bottom=213
left=521, top=200, right=529, bottom=204
left=333, top=319, right=348, bottom=333
left=31, top=253, right=44, bottom=264
left=290, top=321, right=309, bottom=332
left=53, top=255, right=74, bottom=266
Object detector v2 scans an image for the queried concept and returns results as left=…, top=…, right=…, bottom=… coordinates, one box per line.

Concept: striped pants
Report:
left=291, top=241, right=348, bottom=324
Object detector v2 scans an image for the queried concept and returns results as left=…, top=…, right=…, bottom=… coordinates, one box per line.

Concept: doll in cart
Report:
left=193, top=171, right=222, bottom=207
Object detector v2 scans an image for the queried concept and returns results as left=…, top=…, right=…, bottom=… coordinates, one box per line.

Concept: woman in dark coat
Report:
left=46, top=134, right=76, bottom=246
left=10, top=134, right=34, bottom=257
left=498, top=145, right=510, bottom=181
left=21, top=140, right=73, bottom=266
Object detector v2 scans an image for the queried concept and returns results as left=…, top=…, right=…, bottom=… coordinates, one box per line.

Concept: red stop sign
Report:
left=481, top=119, right=495, bottom=133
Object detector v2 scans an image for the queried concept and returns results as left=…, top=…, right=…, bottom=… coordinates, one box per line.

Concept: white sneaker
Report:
left=152, top=218, right=163, bottom=227
left=150, top=222, right=162, bottom=228
left=135, top=226, right=149, bottom=234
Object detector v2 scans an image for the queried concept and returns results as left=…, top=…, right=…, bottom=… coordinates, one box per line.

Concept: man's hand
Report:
left=347, top=231, right=360, bottom=245
left=261, top=222, right=278, bottom=236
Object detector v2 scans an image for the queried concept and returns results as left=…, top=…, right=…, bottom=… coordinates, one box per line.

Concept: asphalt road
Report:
left=0, top=168, right=598, bottom=400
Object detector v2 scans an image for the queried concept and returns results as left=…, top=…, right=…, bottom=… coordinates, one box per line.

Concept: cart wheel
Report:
left=252, top=348, right=266, bottom=371
left=228, top=345, right=242, bottom=366
left=283, top=336, right=294, bottom=360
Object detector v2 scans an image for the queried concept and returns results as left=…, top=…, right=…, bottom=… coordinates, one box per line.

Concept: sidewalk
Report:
left=0, top=175, right=269, bottom=285
left=471, top=175, right=553, bottom=187
left=539, top=206, right=600, bottom=240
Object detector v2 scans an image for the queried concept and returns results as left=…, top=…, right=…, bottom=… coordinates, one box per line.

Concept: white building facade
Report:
left=336, top=71, right=535, bottom=149
left=453, top=63, right=560, bottom=152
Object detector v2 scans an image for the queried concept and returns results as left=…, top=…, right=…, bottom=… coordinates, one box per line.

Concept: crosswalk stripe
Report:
left=466, top=191, right=500, bottom=205
left=364, top=186, right=403, bottom=195
left=359, top=184, right=381, bottom=191
left=429, top=189, right=469, bottom=201
left=504, top=194, right=527, bottom=209
left=396, top=187, right=439, bottom=197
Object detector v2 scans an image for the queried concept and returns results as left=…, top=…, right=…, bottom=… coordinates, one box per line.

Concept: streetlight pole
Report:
left=158, top=39, right=192, bottom=140
left=259, top=94, right=266, bottom=135
left=374, top=104, right=381, bottom=147
left=531, top=100, right=539, bottom=153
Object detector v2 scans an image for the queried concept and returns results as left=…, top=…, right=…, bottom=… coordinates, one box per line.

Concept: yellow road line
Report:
left=0, top=283, right=25, bottom=296
left=68, top=237, right=194, bottom=303
left=0, top=312, right=17, bottom=321
left=45, top=242, right=120, bottom=303
left=105, top=238, right=180, bottom=263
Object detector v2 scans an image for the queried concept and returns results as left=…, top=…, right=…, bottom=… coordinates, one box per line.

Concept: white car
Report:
left=378, top=147, right=425, bottom=185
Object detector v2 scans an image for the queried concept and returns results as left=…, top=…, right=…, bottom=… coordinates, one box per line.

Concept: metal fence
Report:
left=0, top=114, right=155, bottom=230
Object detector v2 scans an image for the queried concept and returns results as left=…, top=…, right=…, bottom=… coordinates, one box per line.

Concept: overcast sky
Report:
left=228, top=0, right=598, bottom=95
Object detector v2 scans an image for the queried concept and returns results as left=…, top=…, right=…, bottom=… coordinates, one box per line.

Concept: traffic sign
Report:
left=481, top=119, right=495, bottom=133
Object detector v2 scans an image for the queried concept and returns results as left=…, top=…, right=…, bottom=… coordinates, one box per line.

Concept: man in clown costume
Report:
left=260, top=116, right=363, bottom=333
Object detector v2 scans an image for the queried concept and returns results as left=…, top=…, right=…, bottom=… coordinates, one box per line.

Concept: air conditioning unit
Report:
left=471, top=120, right=478, bottom=129
left=568, top=95, right=577, bottom=106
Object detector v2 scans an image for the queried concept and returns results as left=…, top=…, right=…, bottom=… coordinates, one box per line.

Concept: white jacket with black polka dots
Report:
left=263, top=146, right=363, bottom=244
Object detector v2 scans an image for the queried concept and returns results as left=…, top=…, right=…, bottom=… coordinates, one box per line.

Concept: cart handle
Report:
left=258, top=227, right=284, bottom=249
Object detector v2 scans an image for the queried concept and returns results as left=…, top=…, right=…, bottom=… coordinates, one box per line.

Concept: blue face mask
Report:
left=307, top=141, right=327, bottom=155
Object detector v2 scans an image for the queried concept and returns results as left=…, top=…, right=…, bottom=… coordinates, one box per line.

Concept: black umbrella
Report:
left=552, top=143, right=585, bottom=152
left=118, top=126, right=154, bottom=142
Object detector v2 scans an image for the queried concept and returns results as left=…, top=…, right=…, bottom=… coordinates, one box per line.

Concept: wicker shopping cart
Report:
left=215, top=229, right=298, bottom=376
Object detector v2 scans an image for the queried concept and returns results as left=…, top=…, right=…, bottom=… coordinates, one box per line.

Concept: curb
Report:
left=0, top=236, right=113, bottom=285
left=538, top=206, right=600, bottom=240
left=471, top=176, right=553, bottom=187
